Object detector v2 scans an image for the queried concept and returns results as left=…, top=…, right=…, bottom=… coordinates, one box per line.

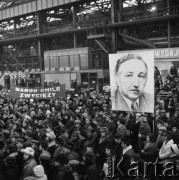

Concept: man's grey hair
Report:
left=114, top=53, right=148, bottom=77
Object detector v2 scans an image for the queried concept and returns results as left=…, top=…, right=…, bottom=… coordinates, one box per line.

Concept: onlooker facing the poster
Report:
left=112, top=53, right=153, bottom=113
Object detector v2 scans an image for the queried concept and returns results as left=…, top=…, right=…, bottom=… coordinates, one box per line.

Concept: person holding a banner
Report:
left=112, top=53, right=154, bottom=113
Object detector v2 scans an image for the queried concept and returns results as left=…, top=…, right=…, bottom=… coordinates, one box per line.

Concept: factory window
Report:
left=44, top=57, right=50, bottom=69
left=60, top=55, right=70, bottom=67
left=70, top=54, right=80, bottom=67
left=80, top=54, right=88, bottom=70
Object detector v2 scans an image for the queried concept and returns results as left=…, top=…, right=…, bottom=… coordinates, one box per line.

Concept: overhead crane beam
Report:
left=118, top=32, right=156, bottom=48
left=0, top=13, right=179, bottom=44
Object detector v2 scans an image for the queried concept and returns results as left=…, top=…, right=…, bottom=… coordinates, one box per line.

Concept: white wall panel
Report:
left=58, top=0, right=64, bottom=5
left=47, top=0, right=53, bottom=8
left=6, top=8, right=10, bottom=18
left=14, top=6, right=19, bottom=16
left=53, top=0, right=59, bottom=6
left=0, top=11, right=2, bottom=20
left=32, top=1, right=37, bottom=12
left=10, top=7, right=14, bottom=17
left=42, top=0, right=48, bottom=9
left=19, top=5, right=23, bottom=15
left=27, top=2, right=32, bottom=13
left=37, top=0, right=42, bottom=10
left=3, top=10, right=6, bottom=19
left=22, top=3, right=28, bottom=14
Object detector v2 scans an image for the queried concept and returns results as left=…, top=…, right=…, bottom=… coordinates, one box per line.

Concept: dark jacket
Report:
left=85, top=161, right=98, bottom=180
left=53, top=165, right=74, bottom=180
left=21, top=158, right=37, bottom=180
left=140, top=142, right=158, bottom=162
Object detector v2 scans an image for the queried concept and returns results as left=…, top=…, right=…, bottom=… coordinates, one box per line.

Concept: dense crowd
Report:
left=0, top=67, right=179, bottom=180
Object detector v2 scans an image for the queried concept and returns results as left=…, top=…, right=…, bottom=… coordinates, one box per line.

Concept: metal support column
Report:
left=14, top=18, right=17, bottom=38
left=167, top=0, right=171, bottom=48
left=118, top=0, right=124, bottom=50
left=73, top=5, right=77, bottom=48
left=37, top=11, right=44, bottom=87
left=111, top=0, right=118, bottom=52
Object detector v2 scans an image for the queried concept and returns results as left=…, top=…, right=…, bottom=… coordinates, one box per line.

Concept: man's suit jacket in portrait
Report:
left=112, top=90, right=154, bottom=113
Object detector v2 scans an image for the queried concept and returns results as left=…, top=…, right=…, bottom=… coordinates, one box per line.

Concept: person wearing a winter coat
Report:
left=20, top=147, right=37, bottom=180
left=140, top=133, right=158, bottom=162
left=53, top=153, right=74, bottom=180
left=159, top=130, right=174, bottom=166
left=83, top=151, right=98, bottom=180
left=137, top=116, right=151, bottom=152
left=24, top=165, right=47, bottom=180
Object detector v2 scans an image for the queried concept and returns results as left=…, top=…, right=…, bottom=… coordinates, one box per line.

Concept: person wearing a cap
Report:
left=159, top=130, right=174, bottom=166
left=20, top=147, right=37, bottom=179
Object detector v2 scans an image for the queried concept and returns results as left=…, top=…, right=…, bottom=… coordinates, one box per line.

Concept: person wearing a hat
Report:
left=70, top=119, right=81, bottom=142
left=33, top=165, right=47, bottom=180
left=24, top=165, right=47, bottom=180
left=159, top=130, right=174, bottom=166
left=20, top=147, right=37, bottom=179
left=53, top=153, right=74, bottom=180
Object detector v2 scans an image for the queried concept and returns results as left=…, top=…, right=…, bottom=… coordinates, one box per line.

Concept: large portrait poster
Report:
left=109, top=50, right=154, bottom=113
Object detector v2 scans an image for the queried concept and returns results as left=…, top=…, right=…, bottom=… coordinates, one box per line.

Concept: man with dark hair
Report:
left=112, top=53, right=153, bottom=113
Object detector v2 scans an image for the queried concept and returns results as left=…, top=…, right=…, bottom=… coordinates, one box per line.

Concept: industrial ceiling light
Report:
left=151, top=6, right=156, bottom=11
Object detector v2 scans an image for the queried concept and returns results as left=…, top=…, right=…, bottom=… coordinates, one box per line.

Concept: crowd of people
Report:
left=0, top=66, right=179, bottom=180
left=4, top=73, right=62, bottom=89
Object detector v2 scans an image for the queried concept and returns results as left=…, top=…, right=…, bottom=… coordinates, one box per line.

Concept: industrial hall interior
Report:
left=0, top=0, right=179, bottom=90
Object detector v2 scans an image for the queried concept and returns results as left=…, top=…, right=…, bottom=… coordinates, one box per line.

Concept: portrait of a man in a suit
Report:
left=111, top=53, right=154, bottom=113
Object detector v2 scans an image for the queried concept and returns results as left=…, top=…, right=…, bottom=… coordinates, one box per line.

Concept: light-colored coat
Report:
left=159, top=139, right=174, bottom=160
